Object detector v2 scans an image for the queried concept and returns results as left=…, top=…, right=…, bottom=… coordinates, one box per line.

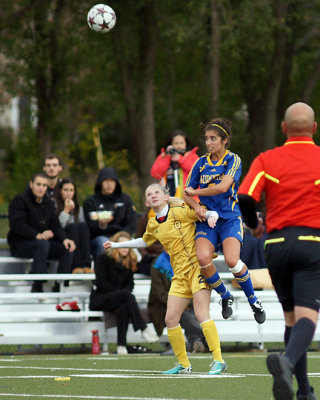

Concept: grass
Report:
left=0, top=350, right=319, bottom=400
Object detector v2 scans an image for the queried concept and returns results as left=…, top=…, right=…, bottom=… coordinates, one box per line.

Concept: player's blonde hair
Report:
left=145, top=183, right=184, bottom=205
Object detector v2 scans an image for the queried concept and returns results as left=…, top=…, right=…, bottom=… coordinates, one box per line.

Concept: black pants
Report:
left=11, top=239, right=73, bottom=274
left=64, top=223, right=91, bottom=269
left=100, top=289, right=147, bottom=346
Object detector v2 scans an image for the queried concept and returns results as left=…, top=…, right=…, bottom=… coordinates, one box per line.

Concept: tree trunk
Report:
left=208, top=0, right=221, bottom=116
left=261, top=0, right=288, bottom=150
left=136, top=1, right=157, bottom=190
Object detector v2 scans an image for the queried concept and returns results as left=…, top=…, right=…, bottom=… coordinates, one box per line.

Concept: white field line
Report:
left=0, top=394, right=207, bottom=400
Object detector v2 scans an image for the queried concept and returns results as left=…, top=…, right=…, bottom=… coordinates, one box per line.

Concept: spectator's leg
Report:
left=115, top=303, right=129, bottom=346
left=78, top=222, right=91, bottom=268
left=11, top=239, right=50, bottom=292
left=48, top=240, right=74, bottom=274
left=90, top=235, right=109, bottom=260
left=180, top=309, right=205, bottom=351
left=65, top=224, right=82, bottom=270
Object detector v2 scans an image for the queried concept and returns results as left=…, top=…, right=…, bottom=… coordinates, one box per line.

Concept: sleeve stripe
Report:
left=248, top=171, right=265, bottom=196
left=228, top=154, right=241, bottom=178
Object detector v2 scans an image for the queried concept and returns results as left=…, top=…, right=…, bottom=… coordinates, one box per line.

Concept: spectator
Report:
left=7, top=172, right=76, bottom=293
left=42, top=154, right=63, bottom=200
left=151, top=130, right=199, bottom=197
left=89, top=231, right=158, bottom=355
left=148, top=252, right=208, bottom=353
left=56, top=178, right=92, bottom=273
left=83, top=167, right=137, bottom=260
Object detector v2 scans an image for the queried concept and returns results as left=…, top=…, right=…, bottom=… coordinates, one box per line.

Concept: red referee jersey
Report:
left=238, top=136, right=320, bottom=233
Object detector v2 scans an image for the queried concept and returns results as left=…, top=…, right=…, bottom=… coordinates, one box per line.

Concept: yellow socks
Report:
left=201, top=319, right=223, bottom=362
left=167, top=325, right=190, bottom=368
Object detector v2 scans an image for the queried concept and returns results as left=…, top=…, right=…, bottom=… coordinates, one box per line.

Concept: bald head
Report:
left=282, top=102, right=317, bottom=137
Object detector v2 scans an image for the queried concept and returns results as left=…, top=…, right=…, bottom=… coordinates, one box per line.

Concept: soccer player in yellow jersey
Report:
left=104, top=183, right=227, bottom=375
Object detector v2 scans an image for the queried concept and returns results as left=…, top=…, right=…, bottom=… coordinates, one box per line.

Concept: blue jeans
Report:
left=90, top=235, right=109, bottom=260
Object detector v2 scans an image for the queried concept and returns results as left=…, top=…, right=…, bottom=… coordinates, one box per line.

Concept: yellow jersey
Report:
left=143, top=203, right=200, bottom=277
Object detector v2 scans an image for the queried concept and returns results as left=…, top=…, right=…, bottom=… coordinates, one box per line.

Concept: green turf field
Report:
left=0, top=352, right=319, bottom=400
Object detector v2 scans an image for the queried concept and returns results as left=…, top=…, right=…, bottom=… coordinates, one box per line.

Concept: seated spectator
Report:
left=241, top=226, right=268, bottom=270
left=148, top=251, right=209, bottom=353
left=7, top=172, right=76, bottom=292
left=89, top=231, right=158, bottom=355
left=151, top=130, right=199, bottom=197
left=42, top=154, right=63, bottom=200
left=83, top=167, right=137, bottom=260
left=56, top=178, right=92, bottom=273
left=135, top=209, right=163, bottom=275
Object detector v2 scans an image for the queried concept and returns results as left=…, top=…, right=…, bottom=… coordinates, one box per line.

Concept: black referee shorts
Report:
left=265, top=226, right=320, bottom=312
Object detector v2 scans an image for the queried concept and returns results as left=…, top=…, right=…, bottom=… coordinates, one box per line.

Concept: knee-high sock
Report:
left=167, top=325, right=190, bottom=368
left=234, top=270, right=257, bottom=304
left=201, top=319, right=223, bottom=362
left=206, top=271, right=231, bottom=299
left=286, top=318, right=316, bottom=366
left=285, top=325, right=310, bottom=396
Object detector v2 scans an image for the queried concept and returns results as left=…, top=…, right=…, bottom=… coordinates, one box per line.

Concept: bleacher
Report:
left=0, top=242, right=319, bottom=350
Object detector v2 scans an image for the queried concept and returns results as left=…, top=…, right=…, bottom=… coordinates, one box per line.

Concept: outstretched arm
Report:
left=103, top=237, right=148, bottom=250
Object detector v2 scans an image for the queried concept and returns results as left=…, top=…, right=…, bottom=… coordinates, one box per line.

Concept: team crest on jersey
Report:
left=174, top=221, right=181, bottom=229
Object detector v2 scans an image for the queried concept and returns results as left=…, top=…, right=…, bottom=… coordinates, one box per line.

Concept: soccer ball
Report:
left=87, top=4, right=116, bottom=33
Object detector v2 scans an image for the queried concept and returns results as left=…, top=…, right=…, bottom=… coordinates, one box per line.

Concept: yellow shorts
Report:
left=169, top=267, right=210, bottom=298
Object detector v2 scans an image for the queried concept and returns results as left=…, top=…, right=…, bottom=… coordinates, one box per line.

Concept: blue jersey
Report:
left=186, top=150, right=242, bottom=219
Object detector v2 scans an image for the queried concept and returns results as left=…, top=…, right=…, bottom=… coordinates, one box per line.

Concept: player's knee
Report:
left=165, top=314, right=179, bottom=328
left=197, top=252, right=212, bottom=267
left=228, top=259, right=245, bottom=274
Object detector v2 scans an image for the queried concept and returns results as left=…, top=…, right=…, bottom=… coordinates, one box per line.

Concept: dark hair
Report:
left=31, top=172, right=47, bottom=182
left=203, top=118, right=232, bottom=146
left=164, top=130, right=194, bottom=151
left=43, top=153, right=63, bottom=167
left=56, top=177, right=80, bottom=221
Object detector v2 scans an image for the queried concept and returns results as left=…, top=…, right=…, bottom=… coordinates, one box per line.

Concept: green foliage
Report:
left=3, top=127, right=41, bottom=203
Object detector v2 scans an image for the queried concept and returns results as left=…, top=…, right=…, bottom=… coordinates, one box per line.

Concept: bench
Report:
left=0, top=253, right=319, bottom=350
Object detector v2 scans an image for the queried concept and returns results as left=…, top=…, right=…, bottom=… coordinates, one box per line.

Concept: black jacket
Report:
left=83, top=167, right=137, bottom=239
left=7, top=186, right=67, bottom=250
left=89, top=252, right=134, bottom=310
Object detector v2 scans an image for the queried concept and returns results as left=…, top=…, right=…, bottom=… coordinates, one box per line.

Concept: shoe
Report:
left=141, top=327, right=159, bottom=343
left=72, top=268, right=84, bottom=274
left=266, top=353, right=294, bottom=400
left=83, top=267, right=94, bottom=273
left=162, top=363, right=192, bottom=375
left=250, top=299, right=266, bottom=324
left=31, top=282, right=43, bottom=293
left=220, top=294, right=234, bottom=319
left=117, top=346, right=128, bottom=355
left=297, top=387, right=318, bottom=400
left=208, top=360, right=227, bottom=375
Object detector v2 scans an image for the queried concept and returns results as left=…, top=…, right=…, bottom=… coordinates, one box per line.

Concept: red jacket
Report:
left=151, top=147, right=199, bottom=196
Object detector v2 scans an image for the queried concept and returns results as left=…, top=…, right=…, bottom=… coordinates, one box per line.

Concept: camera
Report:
left=166, top=148, right=186, bottom=155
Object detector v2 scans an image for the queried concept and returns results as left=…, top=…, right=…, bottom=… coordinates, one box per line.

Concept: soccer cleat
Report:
left=220, top=294, right=234, bottom=319
left=297, top=387, right=318, bottom=400
left=162, top=363, right=192, bottom=375
left=208, top=360, right=227, bottom=375
left=267, top=353, right=294, bottom=400
left=250, top=299, right=266, bottom=324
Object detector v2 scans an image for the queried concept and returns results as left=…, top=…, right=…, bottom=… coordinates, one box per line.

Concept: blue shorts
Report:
left=195, top=217, right=243, bottom=250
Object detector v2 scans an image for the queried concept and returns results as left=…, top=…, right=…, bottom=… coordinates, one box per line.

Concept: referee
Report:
left=238, top=102, right=319, bottom=400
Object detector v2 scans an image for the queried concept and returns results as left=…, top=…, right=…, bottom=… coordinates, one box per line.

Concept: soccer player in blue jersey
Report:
left=184, top=118, right=266, bottom=324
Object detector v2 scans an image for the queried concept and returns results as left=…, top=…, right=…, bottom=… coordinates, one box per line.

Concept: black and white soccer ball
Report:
left=87, top=4, right=116, bottom=33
